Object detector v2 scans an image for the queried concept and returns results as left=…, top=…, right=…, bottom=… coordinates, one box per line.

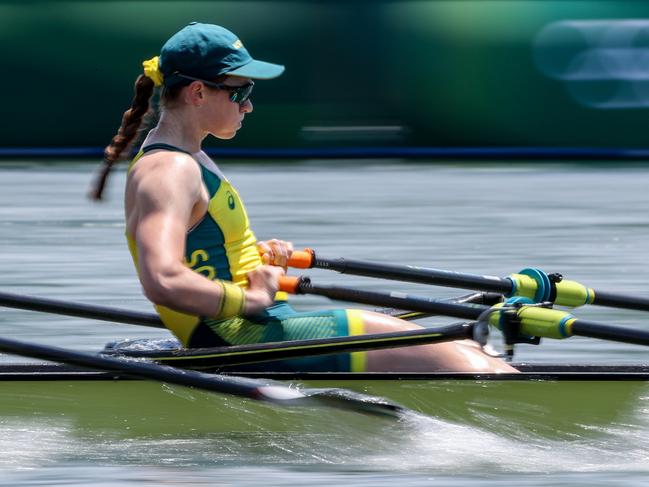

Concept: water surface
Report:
left=0, top=161, right=648, bottom=485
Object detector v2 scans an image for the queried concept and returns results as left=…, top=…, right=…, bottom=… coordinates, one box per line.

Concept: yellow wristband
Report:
left=213, top=281, right=246, bottom=320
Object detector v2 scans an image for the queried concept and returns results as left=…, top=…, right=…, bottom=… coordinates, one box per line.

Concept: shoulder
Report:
left=127, top=150, right=205, bottom=209
left=131, top=150, right=202, bottom=189
left=134, top=149, right=199, bottom=176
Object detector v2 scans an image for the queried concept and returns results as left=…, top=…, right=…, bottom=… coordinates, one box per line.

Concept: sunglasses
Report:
left=175, top=74, right=255, bottom=105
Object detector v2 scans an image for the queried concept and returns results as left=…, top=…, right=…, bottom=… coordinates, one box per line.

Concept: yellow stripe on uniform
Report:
left=346, top=309, right=366, bottom=372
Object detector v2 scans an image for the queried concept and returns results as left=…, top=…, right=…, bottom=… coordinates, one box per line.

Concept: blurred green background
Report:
left=2, top=0, right=649, bottom=151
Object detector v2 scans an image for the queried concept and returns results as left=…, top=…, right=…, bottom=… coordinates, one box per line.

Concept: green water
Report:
left=1, top=161, right=649, bottom=485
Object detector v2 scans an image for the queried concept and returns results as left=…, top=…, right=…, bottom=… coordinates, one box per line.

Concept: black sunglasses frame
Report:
left=174, top=73, right=255, bottom=105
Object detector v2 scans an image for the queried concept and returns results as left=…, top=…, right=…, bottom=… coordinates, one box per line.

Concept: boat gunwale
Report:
left=1, top=363, right=649, bottom=381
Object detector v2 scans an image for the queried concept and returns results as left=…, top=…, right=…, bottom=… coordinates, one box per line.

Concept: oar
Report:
left=0, top=290, right=164, bottom=328
left=385, top=291, right=502, bottom=321
left=103, top=321, right=479, bottom=367
left=288, top=249, right=649, bottom=312
left=0, top=335, right=406, bottom=417
left=279, top=276, right=649, bottom=348
left=0, top=289, right=497, bottom=327
left=281, top=276, right=485, bottom=320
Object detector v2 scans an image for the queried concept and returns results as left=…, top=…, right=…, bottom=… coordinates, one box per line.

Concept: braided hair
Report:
left=89, top=75, right=155, bottom=200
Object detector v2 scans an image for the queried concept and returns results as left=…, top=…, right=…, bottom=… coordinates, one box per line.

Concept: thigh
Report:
left=358, top=311, right=516, bottom=373
left=215, top=307, right=363, bottom=372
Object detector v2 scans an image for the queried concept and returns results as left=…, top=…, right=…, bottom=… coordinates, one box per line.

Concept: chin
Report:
left=213, top=131, right=237, bottom=140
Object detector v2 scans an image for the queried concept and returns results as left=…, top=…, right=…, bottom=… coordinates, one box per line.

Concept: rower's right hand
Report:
left=244, top=264, right=285, bottom=315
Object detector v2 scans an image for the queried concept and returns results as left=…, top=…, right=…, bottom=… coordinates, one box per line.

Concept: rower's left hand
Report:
left=257, top=239, right=294, bottom=268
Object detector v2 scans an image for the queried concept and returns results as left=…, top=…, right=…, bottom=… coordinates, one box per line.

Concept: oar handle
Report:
left=287, top=248, right=315, bottom=269
left=278, top=275, right=304, bottom=294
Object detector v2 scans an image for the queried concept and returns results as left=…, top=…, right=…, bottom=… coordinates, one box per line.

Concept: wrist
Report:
left=211, top=281, right=246, bottom=320
left=243, top=289, right=273, bottom=316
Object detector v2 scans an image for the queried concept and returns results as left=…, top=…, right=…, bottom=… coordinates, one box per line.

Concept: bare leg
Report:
left=358, top=311, right=517, bottom=373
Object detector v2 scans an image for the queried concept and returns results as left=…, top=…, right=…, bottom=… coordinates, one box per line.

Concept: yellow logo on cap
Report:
left=232, top=40, right=243, bottom=49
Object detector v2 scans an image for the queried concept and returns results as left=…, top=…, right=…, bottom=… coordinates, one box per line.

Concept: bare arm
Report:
left=129, top=153, right=280, bottom=316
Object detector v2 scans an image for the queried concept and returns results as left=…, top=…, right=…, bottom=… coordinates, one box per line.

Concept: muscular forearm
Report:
left=139, top=262, right=279, bottom=318
left=140, top=264, right=227, bottom=316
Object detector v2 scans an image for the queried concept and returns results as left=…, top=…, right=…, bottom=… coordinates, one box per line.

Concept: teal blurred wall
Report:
left=2, top=0, right=649, bottom=150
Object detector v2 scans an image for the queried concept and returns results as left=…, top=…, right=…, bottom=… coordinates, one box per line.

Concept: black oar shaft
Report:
left=572, top=320, right=649, bottom=346
left=295, top=251, right=649, bottom=315
left=593, top=291, right=649, bottom=313
left=313, top=257, right=512, bottom=294
left=296, top=279, right=486, bottom=321
left=112, top=322, right=476, bottom=366
left=390, top=291, right=503, bottom=321
left=285, top=277, right=649, bottom=349
left=0, top=336, right=406, bottom=415
left=0, top=291, right=164, bottom=328
left=0, top=336, right=276, bottom=398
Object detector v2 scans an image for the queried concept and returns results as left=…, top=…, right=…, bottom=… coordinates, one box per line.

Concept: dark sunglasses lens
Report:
left=230, top=83, right=254, bottom=104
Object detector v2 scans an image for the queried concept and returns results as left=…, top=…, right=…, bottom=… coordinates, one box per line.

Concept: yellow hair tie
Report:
left=142, top=56, right=164, bottom=87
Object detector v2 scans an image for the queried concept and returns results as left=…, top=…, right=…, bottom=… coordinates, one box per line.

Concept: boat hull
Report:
left=0, top=364, right=647, bottom=439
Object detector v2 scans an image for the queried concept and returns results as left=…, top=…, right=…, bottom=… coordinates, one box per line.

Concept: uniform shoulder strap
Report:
left=141, top=143, right=192, bottom=155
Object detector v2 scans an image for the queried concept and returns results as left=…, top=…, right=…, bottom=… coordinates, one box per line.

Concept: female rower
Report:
left=91, top=22, right=515, bottom=373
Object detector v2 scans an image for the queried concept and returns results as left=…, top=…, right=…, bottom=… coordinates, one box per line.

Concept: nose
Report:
left=240, top=99, right=253, bottom=114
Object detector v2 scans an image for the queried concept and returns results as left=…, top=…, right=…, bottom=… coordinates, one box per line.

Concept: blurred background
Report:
left=3, top=0, right=649, bottom=157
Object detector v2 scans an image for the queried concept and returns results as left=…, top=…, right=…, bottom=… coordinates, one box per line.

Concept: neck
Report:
left=149, top=108, right=207, bottom=153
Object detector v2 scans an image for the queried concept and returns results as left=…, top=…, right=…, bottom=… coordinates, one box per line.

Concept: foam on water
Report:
left=0, top=419, right=74, bottom=469
left=372, top=411, right=649, bottom=474
left=1, top=405, right=649, bottom=475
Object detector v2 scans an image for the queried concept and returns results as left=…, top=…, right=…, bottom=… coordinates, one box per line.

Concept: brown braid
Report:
left=89, top=75, right=156, bottom=200
left=88, top=74, right=228, bottom=200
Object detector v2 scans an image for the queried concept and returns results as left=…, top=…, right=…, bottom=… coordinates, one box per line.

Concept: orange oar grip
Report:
left=278, top=275, right=301, bottom=294
left=288, top=248, right=315, bottom=269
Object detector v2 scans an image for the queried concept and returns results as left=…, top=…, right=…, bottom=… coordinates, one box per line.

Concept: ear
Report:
left=185, top=81, right=204, bottom=106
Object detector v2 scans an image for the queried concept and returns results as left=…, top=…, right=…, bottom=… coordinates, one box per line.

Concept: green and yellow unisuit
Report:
left=126, top=143, right=366, bottom=371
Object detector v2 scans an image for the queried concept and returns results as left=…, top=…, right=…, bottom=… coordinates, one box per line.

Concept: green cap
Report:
left=160, top=22, right=285, bottom=87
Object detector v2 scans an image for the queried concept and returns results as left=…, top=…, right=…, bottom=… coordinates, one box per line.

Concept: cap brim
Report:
left=226, top=59, right=285, bottom=80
